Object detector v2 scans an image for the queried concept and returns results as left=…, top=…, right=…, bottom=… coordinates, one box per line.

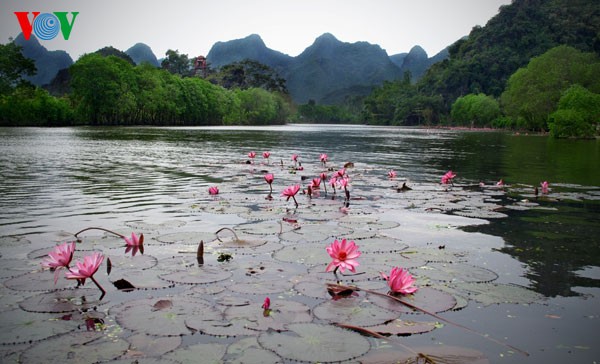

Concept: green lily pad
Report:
left=257, top=323, right=370, bottom=362
left=19, top=288, right=107, bottom=313
left=159, top=265, right=232, bottom=285
left=105, top=253, right=158, bottom=270
left=112, top=297, right=221, bottom=336
left=415, top=262, right=498, bottom=283
left=4, top=270, right=76, bottom=292
left=0, top=309, right=74, bottom=345
left=365, top=318, right=438, bottom=336
left=313, top=295, right=400, bottom=327
left=368, top=286, right=457, bottom=314
left=225, top=337, right=282, bottom=364
left=21, top=331, right=129, bottom=363
left=273, top=243, right=330, bottom=265
left=279, top=223, right=353, bottom=243
left=454, top=282, right=545, bottom=306
left=186, top=299, right=312, bottom=337
left=154, top=231, right=216, bottom=245
left=124, top=333, right=182, bottom=359
left=163, top=343, right=227, bottom=363
left=110, top=269, right=175, bottom=291
left=359, top=345, right=489, bottom=363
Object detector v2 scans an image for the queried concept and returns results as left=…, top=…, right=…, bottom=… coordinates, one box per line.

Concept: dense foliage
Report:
left=362, top=0, right=600, bottom=137
left=0, top=46, right=291, bottom=126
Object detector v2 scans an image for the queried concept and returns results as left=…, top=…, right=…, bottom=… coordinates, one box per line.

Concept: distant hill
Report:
left=14, top=33, right=73, bottom=86
left=419, top=0, right=600, bottom=103
left=125, top=43, right=159, bottom=67
left=207, top=34, right=293, bottom=71
left=206, top=33, right=448, bottom=104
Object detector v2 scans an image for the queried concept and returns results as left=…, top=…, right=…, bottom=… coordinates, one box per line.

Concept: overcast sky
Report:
left=1, top=0, right=512, bottom=61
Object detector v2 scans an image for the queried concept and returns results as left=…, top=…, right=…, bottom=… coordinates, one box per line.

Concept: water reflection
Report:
left=0, top=125, right=598, bottom=300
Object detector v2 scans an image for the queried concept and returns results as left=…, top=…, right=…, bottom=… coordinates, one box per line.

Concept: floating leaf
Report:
left=359, top=345, right=489, bottom=364
left=415, top=262, right=498, bottom=283
left=19, top=288, right=107, bottom=313
left=0, top=309, right=74, bottom=345
left=187, top=299, right=311, bottom=337
left=111, top=269, right=174, bottom=291
left=4, top=270, right=75, bottom=292
left=21, top=331, right=129, bottom=363
left=154, top=231, right=216, bottom=245
left=159, top=265, right=232, bottom=285
left=368, top=318, right=438, bottom=336
left=112, top=297, right=220, bottom=336
left=257, top=323, right=370, bottom=362
left=454, top=282, right=545, bottom=306
left=273, top=243, right=330, bottom=265
left=225, top=337, right=282, bottom=364
left=123, top=334, right=181, bottom=359
left=368, top=286, right=457, bottom=314
left=163, top=343, right=227, bottom=363
left=106, top=253, right=158, bottom=271
left=230, top=279, right=293, bottom=295
left=313, top=295, right=400, bottom=327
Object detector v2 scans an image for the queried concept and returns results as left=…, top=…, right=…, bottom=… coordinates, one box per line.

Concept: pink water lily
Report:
left=381, top=267, right=418, bottom=295
left=65, top=252, right=104, bottom=282
left=262, top=297, right=271, bottom=310
left=65, top=252, right=106, bottom=298
left=320, top=153, right=328, bottom=165
left=124, top=232, right=144, bottom=246
left=441, top=170, right=456, bottom=185
left=263, top=151, right=270, bottom=164
left=42, top=241, right=76, bottom=284
left=541, top=181, right=549, bottom=194
left=264, top=173, right=274, bottom=196
left=311, top=177, right=321, bottom=189
left=388, top=170, right=397, bottom=179
left=326, top=238, right=361, bottom=274
left=335, top=168, right=346, bottom=178
left=281, top=184, right=300, bottom=207
left=208, top=186, right=219, bottom=195
left=248, top=151, right=256, bottom=159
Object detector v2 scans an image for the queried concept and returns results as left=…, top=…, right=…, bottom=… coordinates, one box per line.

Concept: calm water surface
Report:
left=0, top=125, right=599, bottom=363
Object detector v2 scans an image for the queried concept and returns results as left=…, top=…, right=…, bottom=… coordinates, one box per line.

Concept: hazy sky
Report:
left=1, top=0, right=512, bottom=60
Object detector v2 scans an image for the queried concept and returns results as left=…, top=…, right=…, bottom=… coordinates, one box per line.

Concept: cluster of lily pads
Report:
left=2, top=149, right=598, bottom=363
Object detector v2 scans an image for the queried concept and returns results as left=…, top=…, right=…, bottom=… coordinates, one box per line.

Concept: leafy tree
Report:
left=0, top=41, right=36, bottom=95
left=501, top=45, right=600, bottom=130
left=451, top=93, right=500, bottom=127
left=209, top=59, right=288, bottom=94
left=70, top=53, right=138, bottom=124
left=548, top=84, right=600, bottom=138
left=0, top=84, right=72, bottom=126
left=161, top=49, right=191, bottom=76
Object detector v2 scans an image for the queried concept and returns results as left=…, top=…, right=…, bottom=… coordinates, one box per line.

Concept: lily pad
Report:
left=364, top=318, right=438, bottom=336
left=159, top=265, right=232, bottom=285
left=4, top=270, right=76, bottom=292
left=104, top=253, right=158, bottom=270
left=313, top=295, right=400, bottom=327
left=279, top=223, right=353, bottom=243
left=273, top=243, right=330, bottom=265
left=19, top=288, right=107, bottom=313
left=230, top=279, right=294, bottom=295
left=257, top=322, right=370, bottom=363
left=359, top=345, right=489, bottom=364
left=164, top=343, right=227, bottom=363
left=154, top=231, right=216, bottom=245
left=20, top=331, right=129, bottom=363
left=454, top=282, right=545, bottom=306
left=368, top=286, right=457, bottom=314
left=112, top=297, right=220, bottom=336
left=0, top=309, right=74, bottom=345
left=415, top=262, right=498, bottom=283
left=225, top=337, right=282, bottom=364
left=186, top=299, right=312, bottom=337
left=124, top=333, right=182, bottom=359
left=111, top=269, right=175, bottom=291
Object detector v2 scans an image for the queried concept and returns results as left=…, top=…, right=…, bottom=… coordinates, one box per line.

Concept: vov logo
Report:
left=14, top=12, right=79, bottom=40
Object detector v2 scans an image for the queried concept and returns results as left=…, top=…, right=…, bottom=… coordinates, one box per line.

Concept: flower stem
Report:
left=292, top=196, right=298, bottom=208
left=74, top=227, right=125, bottom=241
left=90, top=276, right=106, bottom=300
left=215, top=227, right=240, bottom=243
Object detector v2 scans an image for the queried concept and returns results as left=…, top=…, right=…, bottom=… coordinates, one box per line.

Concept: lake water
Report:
left=0, top=125, right=598, bottom=363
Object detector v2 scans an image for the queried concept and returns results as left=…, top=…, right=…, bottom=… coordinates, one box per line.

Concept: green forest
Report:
left=1, top=0, right=599, bottom=138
